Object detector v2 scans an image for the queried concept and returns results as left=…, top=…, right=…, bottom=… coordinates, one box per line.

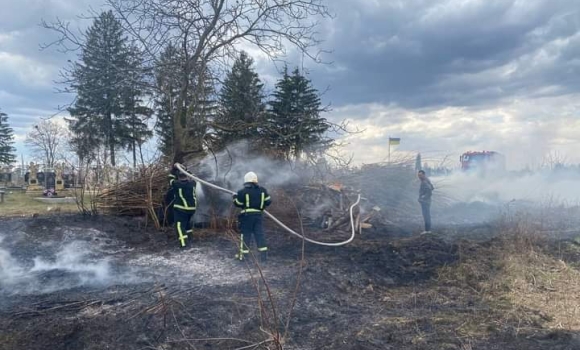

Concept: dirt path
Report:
left=1, top=215, right=579, bottom=350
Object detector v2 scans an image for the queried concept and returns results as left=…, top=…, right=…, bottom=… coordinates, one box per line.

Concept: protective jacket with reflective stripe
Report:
left=233, top=183, right=271, bottom=214
left=172, top=179, right=197, bottom=211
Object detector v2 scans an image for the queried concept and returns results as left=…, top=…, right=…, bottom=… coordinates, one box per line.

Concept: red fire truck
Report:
left=460, top=151, right=506, bottom=173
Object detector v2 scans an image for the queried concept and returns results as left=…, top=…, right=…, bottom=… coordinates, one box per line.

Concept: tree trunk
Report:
left=106, top=110, right=116, bottom=167
left=133, top=142, right=137, bottom=168
left=139, top=142, right=145, bottom=167
left=173, top=58, right=189, bottom=164
left=109, top=135, right=116, bottom=167
left=173, top=104, right=185, bottom=164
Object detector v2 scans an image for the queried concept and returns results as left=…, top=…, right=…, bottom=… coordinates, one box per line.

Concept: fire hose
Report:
left=174, top=163, right=361, bottom=247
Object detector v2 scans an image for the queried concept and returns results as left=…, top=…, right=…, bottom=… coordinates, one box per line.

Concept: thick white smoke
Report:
left=0, top=237, right=24, bottom=287
left=30, top=242, right=111, bottom=286
left=0, top=238, right=114, bottom=295
left=196, top=140, right=303, bottom=189
left=433, top=170, right=580, bottom=205
left=191, top=140, right=314, bottom=220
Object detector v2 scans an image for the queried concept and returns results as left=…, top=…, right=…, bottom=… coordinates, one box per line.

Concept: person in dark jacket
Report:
left=172, top=164, right=197, bottom=248
left=418, top=170, right=434, bottom=234
left=161, top=166, right=179, bottom=226
left=233, top=171, right=271, bottom=262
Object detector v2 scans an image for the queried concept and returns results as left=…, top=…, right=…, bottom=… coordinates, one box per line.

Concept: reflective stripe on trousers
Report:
left=174, top=208, right=194, bottom=248
left=239, top=234, right=250, bottom=260
left=177, top=222, right=187, bottom=247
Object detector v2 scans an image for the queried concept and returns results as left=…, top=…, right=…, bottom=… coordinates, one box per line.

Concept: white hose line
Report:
left=174, top=163, right=360, bottom=247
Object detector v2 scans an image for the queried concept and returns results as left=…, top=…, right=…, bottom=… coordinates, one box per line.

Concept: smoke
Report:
left=0, top=237, right=24, bottom=287
left=426, top=169, right=580, bottom=227
left=191, top=140, right=309, bottom=220
left=433, top=170, right=580, bottom=205
left=30, top=242, right=111, bottom=286
left=0, top=238, right=118, bottom=295
left=196, top=140, right=303, bottom=189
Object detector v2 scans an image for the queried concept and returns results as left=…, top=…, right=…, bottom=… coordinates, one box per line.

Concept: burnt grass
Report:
left=1, top=215, right=580, bottom=350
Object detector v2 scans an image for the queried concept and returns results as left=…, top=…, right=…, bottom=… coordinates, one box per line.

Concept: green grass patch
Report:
left=0, top=190, right=84, bottom=216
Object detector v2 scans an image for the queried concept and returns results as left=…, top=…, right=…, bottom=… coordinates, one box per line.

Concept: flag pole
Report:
left=388, top=136, right=391, bottom=164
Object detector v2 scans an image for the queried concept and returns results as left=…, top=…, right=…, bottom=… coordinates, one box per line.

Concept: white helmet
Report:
left=244, top=171, right=258, bottom=183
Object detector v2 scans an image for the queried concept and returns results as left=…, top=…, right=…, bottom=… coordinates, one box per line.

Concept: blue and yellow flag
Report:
left=389, top=137, right=401, bottom=145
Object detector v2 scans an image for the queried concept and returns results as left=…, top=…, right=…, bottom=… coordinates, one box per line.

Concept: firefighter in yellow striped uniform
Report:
left=171, top=164, right=197, bottom=248
left=233, top=172, right=272, bottom=262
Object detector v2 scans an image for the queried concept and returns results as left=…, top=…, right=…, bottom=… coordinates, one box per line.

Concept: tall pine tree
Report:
left=266, top=67, right=330, bottom=160
left=121, top=45, right=153, bottom=168
left=154, top=44, right=181, bottom=158
left=0, top=110, right=16, bottom=165
left=68, top=10, right=148, bottom=166
left=214, top=51, right=265, bottom=150
left=187, top=66, right=218, bottom=151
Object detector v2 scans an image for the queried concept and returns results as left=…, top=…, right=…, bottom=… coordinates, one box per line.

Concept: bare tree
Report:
left=109, top=0, right=332, bottom=162
left=25, top=120, right=70, bottom=168
left=541, top=150, right=568, bottom=171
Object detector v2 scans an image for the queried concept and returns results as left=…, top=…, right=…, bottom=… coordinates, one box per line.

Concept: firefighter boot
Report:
left=260, top=251, right=268, bottom=264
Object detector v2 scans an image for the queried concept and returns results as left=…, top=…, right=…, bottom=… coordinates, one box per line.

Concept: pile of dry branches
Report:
left=261, top=185, right=354, bottom=234
left=338, top=162, right=420, bottom=221
left=94, top=164, right=169, bottom=228
left=265, top=159, right=454, bottom=233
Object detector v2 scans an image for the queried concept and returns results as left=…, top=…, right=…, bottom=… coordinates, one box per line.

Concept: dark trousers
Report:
left=420, top=201, right=432, bottom=232
left=174, top=208, right=194, bottom=247
left=238, top=214, right=267, bottom=258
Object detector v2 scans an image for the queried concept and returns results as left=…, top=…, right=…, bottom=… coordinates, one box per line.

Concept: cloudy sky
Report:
left=1, top=0, right=579, bottom=169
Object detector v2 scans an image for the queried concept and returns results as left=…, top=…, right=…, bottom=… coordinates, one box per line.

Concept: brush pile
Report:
left=93, top=164, right=169, bottom=228
left=268, top=184, right=371, bottom=232
left=338, top=161, right=439, bottom=223
left=266, top=160, right=453, bottom=234
left=258, top=161, right=423, bottom=234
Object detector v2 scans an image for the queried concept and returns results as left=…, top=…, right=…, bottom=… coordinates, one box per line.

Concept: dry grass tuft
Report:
left=437, top=217, right=580, bottom=338
left=363, top=215, right=580, bottom=347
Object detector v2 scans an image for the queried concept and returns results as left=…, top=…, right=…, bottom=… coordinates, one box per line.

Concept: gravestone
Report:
left=11, top=168, right=23, bottom=186
left=55, top=163, right=65, bottom=191
left=0, top=166, right=11, bottom=186
left=27, top=162, right=42, bottom=192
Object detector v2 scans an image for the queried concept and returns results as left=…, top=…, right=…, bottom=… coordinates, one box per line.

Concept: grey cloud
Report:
left=0, top=0, right=103, bottom=31
left=4, top=114, right=45, bottom=145
left=8, top=114, right=49, bottom=128
left=0, top=0, right=100, bottom=141
left=2, top=0, right=580, bottom=164
left=296, top=0, right=580, bottom=110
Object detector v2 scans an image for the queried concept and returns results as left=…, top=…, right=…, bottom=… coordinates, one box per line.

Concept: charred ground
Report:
left=2, top=213, right=580, bottom=350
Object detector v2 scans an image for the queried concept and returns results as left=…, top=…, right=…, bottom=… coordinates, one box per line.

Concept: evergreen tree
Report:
left=121, top=45, right=153, bottom=167
left=68, top=10, right=146, bottom=166
left=214, top=51, right=265, bottom=149
left=0, top=110, right=16, bottom=165
left=154, top=44, right=217, bottom=159
left=154, top=44, right=181, bottom=158
left=266, top=67, right=330, bottom=159
left=187, top=66, right=218, bottom=151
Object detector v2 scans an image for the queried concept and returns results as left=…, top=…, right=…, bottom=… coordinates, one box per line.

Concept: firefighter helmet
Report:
left=244, top=172, right=258, bottom=183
